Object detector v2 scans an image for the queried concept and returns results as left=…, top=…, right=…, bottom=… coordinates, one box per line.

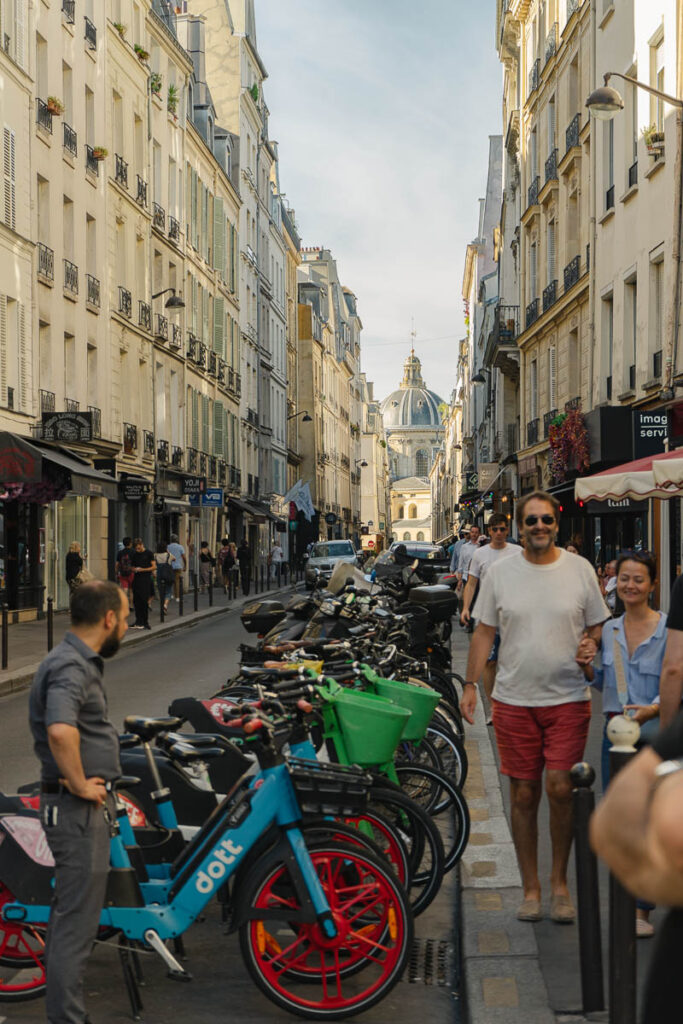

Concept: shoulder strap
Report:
left=611, top=622, right=629, bottom=707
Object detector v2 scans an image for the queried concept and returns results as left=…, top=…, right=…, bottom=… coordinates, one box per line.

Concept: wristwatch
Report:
left=463, top=681, right=477, bottom=688
left=652, top=758, right=683, bottom=791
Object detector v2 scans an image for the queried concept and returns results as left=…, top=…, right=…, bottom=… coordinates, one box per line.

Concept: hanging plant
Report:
left=134, top=43, right=150, bottom=62
left=547, top=408, right=590, bottom=483
left=150, top=71, right=162, bottom=96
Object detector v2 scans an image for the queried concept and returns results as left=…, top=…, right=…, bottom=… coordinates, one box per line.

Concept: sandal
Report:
left=516, top=897, right=542, bottom=922
left=636, top=917, right=654, bottom=938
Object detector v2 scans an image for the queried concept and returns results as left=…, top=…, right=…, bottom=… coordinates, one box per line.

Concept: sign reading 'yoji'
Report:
left=42, top=412, right=92, bottom=443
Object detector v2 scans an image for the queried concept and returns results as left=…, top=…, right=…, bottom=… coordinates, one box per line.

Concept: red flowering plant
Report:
left=547, top=408, right=590, bottom=483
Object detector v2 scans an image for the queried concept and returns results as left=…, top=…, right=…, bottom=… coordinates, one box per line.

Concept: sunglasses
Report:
left=524, top=514, right=555, bottom=526
left=490, top=526, right=507, bottom=533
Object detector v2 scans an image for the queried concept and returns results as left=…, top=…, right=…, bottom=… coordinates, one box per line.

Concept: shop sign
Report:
left=325, top=512, right=337, bottom=525
left=42, top=412, right=92, bottom=443
left=189, top=488, right=223, bottom=508
left=182, top=475, right=206, bottom=496
left=586, top=497, right=648, bottom=515
left=121, top=480, right=151, bottom=502
left=633, top=410, right=669, bottom=460
left=466, top=471, right=478, bottom=490
left=478, top=462, right=499, bottom=492
left=275, top=522, right=286, bottom=533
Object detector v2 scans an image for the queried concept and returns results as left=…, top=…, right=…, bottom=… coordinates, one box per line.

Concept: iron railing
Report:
left=544, top=23, right=557, bottom=64
left=65, top=398, right=79, bottom=412
left=115, top=154, right=128, bottom=188
left=187, top=333, right=199, bottom=361
left=85, top=144, right=99, bottom=175
left=528, top=58, right=540, bottom=97
left=138, top=301, right=152, bottom=331
left=123, top=423, right=137, bottom=453
left=543, top=409, right=558, bottom=438
left=172, top=446, right=183, bottom=468
left=61, top=0, right=75, bottom=23
left=84, top=16, right=97, bottom=50
left=197, top=342, right=207, bottom=368
left=543, top=279, right=557, bottom=312
left=88, top=405, right=101, bottom=437
left=168, top=216, right=180, bottom=242
left=506, top=422, right=519, bottom=456
left=170, top=324, right=182, bottom=349
left=118, top=286, right=132, bottom=318
left=36, top=99, right=53, bottom=134
left=86, top=274, right=100, bottom=307
left=152, top=203, right=165, bottom=231
left=187, top=448, right=198, bottom=472
left=38, top=243, right=54, bottom=280
left=201, top=453, right=210, bottom=476
left=565, top=396, right=581, bottom=412
left=157, top=439, right=169, bottom=462
left=209, top=456, right=217, bottom=480
left=136, top=175, right=147, bottom=207
left=527, top=418, right=540, bottom=445
left=155, top=313, right=168, bottom=340
left=40, top=389, right=55, bottom=412
left=527, top=175, right=540, bottom=208
left=208, top=351, right=218, bottom=376
left=63, top=122, right=77, bottom=156
left=545, top=148, right=558, bottom=183
left=143, top=430, right=155, bottom=455
left=63, top=259, right=78, bottom=295
left=563, top=255, right=580, bottom=292
left=566, top=113, right=580, bottom=152
left=526, top=298, right=539, bottom=329
left=497, top=305, right=519, bottom=341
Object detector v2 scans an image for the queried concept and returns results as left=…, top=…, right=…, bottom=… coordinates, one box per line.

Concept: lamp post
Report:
left=287, top=410, right=312, bottom=422
left=586, top=72, right=683, bottom=399
left=152, top=287, right=185, bottom=311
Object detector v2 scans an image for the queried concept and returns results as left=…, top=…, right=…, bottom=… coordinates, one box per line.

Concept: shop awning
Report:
left=0, top=433, right=119, bottom=501
left=574, top=447, right=683, bottom=503
left=31, top=442, right=119, bottom=500
left=653, top=457, right=683, bottom=489
left=0, top=432, right=42, bottom=483
left=228, top=497, right=267, bottom=521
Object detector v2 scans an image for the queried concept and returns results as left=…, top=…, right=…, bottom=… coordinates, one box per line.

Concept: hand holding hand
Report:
left=575, top=636, right=598, bottom=666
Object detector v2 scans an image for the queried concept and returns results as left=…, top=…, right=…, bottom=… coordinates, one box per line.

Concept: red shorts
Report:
left=491, top=699, right=592, bottom=780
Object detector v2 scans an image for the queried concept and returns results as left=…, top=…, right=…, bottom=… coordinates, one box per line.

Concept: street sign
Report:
left=120, top=479, right=151, bottom=502
left=202, top=488, right=224, bottom=508
left=478, top=462, right=499, bottom=492
left=325, top=512, right=337, bottom=525
left=42, top=411, right=92, bottom=443
left=466, top=472, right=478, bottom=490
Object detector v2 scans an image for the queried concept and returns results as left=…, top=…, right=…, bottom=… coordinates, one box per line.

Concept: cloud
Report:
left=256, top=0, right=502, bottom=399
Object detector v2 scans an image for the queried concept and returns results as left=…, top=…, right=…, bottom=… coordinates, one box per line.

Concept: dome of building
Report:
left=380, top=351, right=444, bottom=428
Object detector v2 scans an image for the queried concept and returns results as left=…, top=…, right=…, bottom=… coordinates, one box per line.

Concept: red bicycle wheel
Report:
left=239, top=842, right=412, bottom=1020
left=340, top=811, right=410, bottom=886
left=0, top=884, right=46, bottom=1002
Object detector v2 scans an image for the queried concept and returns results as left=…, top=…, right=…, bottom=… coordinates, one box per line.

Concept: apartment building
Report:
left=359, top=374, right=390, bottom=548
left=282, top=201, right=302, bottom=496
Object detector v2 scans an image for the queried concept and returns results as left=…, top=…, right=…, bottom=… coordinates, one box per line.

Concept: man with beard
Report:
left=29, top=580, right=129, bottom=1024
left=460, top=491, right=608, bottom=925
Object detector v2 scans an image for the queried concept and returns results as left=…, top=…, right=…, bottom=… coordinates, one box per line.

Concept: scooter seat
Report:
left=168, top=741, right=224, bottom=763
left=123, top=715, right=184, bottom=742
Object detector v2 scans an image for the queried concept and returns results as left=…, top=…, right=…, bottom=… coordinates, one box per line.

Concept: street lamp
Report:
left=355, top=459, right=368, bottom=469
left=287, top=410, right=312, bottom=422
left=586, top=72, right=683, bottom=399
left=152, top=287, right=185, bottom=310
left=471, top=368, right=488, bottom=385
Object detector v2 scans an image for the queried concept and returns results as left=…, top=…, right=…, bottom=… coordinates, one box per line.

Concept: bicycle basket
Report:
left=371, top=677, right=441, bottom=741
left=287, top=757, right=373, bottom=817
left=329, top=688, right=411, bottom=764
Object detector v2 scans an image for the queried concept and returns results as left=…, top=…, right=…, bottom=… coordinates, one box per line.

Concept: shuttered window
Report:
left=530, top=358, right=538, bottom=420
left=18, top=301, right=26, bottom=411
left=14, top=0, right=25, bottom=69
left=530, top=243, right=537, bottom=300
left=201, top=393, right=210, bottom=453
left=547, top=221, right=555, bottom=283
left=213, top=295, right=224, bottom=355
left=191, top=168, right=198, bottom=249
left=213, top=197, right=225, bottom=272
left=3, top=127, right=16, bottom=231
left=202, top=288, right=209, bottom=344
left=548, top=345, right=556, bottom=409
left=191, top=276, right=197, bottom=333
left=201, top=185, right=208, bottom=260
left=214, top=400, right=224, bottom=456
left=191, top=388, right=199, bottom=448
left=0, top=295, right=7, bottom=407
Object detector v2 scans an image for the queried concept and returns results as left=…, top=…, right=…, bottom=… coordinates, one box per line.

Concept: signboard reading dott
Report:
left=42, top=412, right=92, bottom=443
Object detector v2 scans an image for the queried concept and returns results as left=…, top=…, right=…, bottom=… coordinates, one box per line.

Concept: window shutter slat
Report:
left=213, top=197, right=224, bottom=272
left=0, top=295, right=7, bottom=406
left=213, top=295, right=224, bottom=354
left=18, top=301, right=26, bottom=410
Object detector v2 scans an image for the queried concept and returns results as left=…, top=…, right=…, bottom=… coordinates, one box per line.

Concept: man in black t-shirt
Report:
left=658, top=574, right=683, bottom=727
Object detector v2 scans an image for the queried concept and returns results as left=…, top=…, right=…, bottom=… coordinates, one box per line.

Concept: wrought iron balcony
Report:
left=217, top=360, right=226, bottom=384
left=38, top=243, right=54, bottom=281
left=544, top=148, right=558, bottom=184
left=138, top=300, right=152, bottom=332
left=63, top=259, right=78, bottom=295
left=157, top=439, right=169, bottom=463
left=525, top=298, right=539, bottom=329
left=36, top=98, right=53, bottom=134
left=208, top=351, right=218, bottom=376
left=172, top=445, right=183, bottom=468
left=227, top=368, right=235, bottom=391
left=118, top=286, right=132, bottom=318
left=62, top=0, right=75, bottom=23
left=218, top=460, right=226, bottom=484
left=187, top=448, right=198, bottom=472
left=170, top=324, right=181, bottom=349
left=526, top=418, right=540, bottom=446
left=123, top=423, right=137, bottom=453
left=234, top=372, right=241, bottom=396
left=565, top=113, right=580, bottom=153
left=144, top=430, right=155, bottom=455
left=155, top=313, right=168, bottom=340
left=497, top=305, right=519, bottom=342
left=527, top=175, right=540, bottom=208
left=543, top=409, right=558, bottom=438
left=65, top=397, right=79, bottom=412
left=152, top=203, right=165, bottom=232
left=168, top=216, right=180, bottom=242
left=115, top=154, right=128, bottom=188
left=542, top=279, right=557, bottom=312
left=87, top=405, right=101, bottom=437
left=197, top=342, right=207, bottom=369
left=85, top=145, right=99, bottom=176
left=628, top=160, right=638, bottom=187
left=565, top=396, right=581, bottom=412
left=84, top=16, right=97, bottom=50
left=86, top=274, right=100, bottom=307
left=199, top=453, right=207, bottom=476
left=136, top=175, right=147, bottom=208
left=209, top=456, right=217, bottom=480
left=528, top=58, right=540, bottom=97
left=506, top=422, right=519, bottom=456
left=63, top=122, right=77, bottom=157
left=563, top=255, right=580, bottom=292
left=247, top=407, right=258, bottom=426
left=544, top=22, right=557, bottom=64
left=187, top=332, right=199, bottom=361
left=40, top=389, right=55, bottom=413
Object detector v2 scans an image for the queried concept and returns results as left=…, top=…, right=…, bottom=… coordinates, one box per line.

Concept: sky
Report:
left=255, top=1, right=502, bottom=404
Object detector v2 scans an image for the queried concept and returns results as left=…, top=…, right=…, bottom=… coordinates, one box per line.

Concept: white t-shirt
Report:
left=475, top=548, right=610, bottom=706
left=458, top=540, right=481, bottom=578
left=467, top=542, right=521, bottom=586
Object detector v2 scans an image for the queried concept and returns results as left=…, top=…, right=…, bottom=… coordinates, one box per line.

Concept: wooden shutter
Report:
left=548, top=345, right=557, bottom=409
left=202, top=393, right=209, bottom=452
left=191, top=168, right=198, bottom=249
left=191, top=389, right=199, bottom=448
left=3, top=127, right=15, bottom=230
left=185, top=162, right=191, bottom=238
left=201, top=186, right=208, bottom=260
left=230, top=225, right=237, bottom=292
left=530, top=243, right=537, bottom=300
left=214, top=400, right=224, bottom=456
left=547, top=221, right=555, bottom=282
left=191, top=276, right=197, bottom=333
left=18, top=301, right=26, bottom=411
left=0, top=295, right=6, bottom=406
left=14, top=0, right=25, bottom=69
left=213, top=295, right=224, bottom=354
left=213, top=196, right=224, bottom=272
left=202, top=288, right=209, bottom=344
left=548, top=99, right=556, bottom=151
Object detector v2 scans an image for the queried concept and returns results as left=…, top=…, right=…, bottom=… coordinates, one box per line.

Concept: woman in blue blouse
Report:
left=580, top=550, right=665, bottom=938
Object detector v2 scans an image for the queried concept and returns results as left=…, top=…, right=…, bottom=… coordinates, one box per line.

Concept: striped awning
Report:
left=574, top=447, right=683, bottom=502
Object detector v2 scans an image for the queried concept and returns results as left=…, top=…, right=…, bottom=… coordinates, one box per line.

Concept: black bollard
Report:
left=178, top=577, right=184, bottom=617
left=571, top=762, right=605, bottom=1013
left=160, top=590, right=165, bottom=623
left=278, top=563, right=282, bottom=587
left=194, top=575, right=199, bottom=612
left=608, top=724, right=638, bottom=1024
left=47, top=596, right=54, bottom=651
left=1, top=602, right=7, bottom=670
left=260, top=565, right=264, bottom=593
left=266, top=563, right=270, bottom=591
left=208, top=574, right=213, bottom=607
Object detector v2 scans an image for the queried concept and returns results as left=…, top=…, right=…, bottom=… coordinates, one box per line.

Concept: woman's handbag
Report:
left=611, top=624, right=660, bottom=743
left=74, top=567, right=94, bottom=587
left=156, top=555, right=174, bottom=585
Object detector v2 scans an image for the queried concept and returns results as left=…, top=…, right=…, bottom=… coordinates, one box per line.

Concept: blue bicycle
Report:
left=0, top=713, right=413, bottom=1019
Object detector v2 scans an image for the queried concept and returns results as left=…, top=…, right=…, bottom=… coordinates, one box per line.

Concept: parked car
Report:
left=388, top=541, right=450, bottom=569
left=374, top=541, right=451, bottom=586
left=304, top=540, right=359, bottom=588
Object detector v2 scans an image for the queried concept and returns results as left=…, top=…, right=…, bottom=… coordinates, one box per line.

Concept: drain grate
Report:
left=405, top=937, right=452, bottom=986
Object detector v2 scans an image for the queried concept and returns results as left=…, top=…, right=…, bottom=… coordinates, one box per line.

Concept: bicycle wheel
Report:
left=393, top=763, right=471, bottom=871
left=239, top=841, right=413, bottom=1020
left=425, top=723, right=468, bottom=788
left=0, top=885, right=46, bottom=1002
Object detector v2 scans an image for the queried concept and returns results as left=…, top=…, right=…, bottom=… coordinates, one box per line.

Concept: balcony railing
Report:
left=628, top=160, right=638, bottom=187
left=565, top=396, right=581, bottom=412
left=138, top=301, right=151, bottom=332
left=527, top=175, right=540, bottom=208
left=527, top=418, right=540, bottom=446
left=566, top=113, right=580, bottom=153
left=563, top=255, right=580, bottom=292
left=168, top=216, right=180, bottom=242
left=542, top=279, right=557, bottom=312
left=85, top=144, right=99, bottom=175
left=65, top=397, right=79, bottom=412
left=84, top=16, right=97, bottom=50
left=187, top=332, right=199, bottom=361
left=86, top=273, right=100, bottom=307
left=143, top=430, right=155, bottom=455
left=209, top=456, right=217, bottom=480
left=63, top=122, right=77, bottom=156
left=208, top=351, right=218, bottom=376
left=63, top=259, right=78, bottom=295
left=525, top=298, right=539, bottom=329
left=217, top=360, right=227, bottom=384
left=606, top=185, right=615, bottom=211
left=218, top=460, right=226, bottom=484
left=187, top=448, right=198, bottom=472
left=157, top=439, right=169, bottom=463
left=136, top=175, right=147, bottom=208
left=155, top=313, right=168, bottom=340
left=62, top=0, right=75, bottom=23
left=170, top=324, right=182, bottom=349
left=87, top=405, right=101, bottom=437
left=38, top=243, right=54, bottom=281
left=543, top=409, right=558, bottom=438
left=497, top=305, right=519, bottom=342
left=506, top=422, right=519, bottom=456
left=199, top=453, right=207, bottom=475
left=152, top=203, right=165, bottom=232
left=544, top=22, right=557, bottom=64
left=197, top=342, right=207, bottom=369
left=247, top=407, right=258, bottom=426
left=36, top=98, right=53, bottom=134
left=172, top=446, right=183, bottom=468
left=115, top=154, right=128, bottom=188
left=118, top=286, right=132, bottom=318
left=123, top=423, right=137, bottom=454
left=544, top=148, right=558, bottom=184
left=528, top=58, right=540, bottom=97
left=40, top=389, right=55, bottom=413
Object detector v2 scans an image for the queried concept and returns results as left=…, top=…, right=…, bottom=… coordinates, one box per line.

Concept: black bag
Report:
left=156, top=558, right=174, bottom=584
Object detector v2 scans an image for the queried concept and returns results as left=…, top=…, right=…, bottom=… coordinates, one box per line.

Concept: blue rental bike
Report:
left=0, top=713, right=413, bottom=1020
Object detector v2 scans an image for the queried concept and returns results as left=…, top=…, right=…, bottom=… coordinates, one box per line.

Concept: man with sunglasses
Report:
left=460, top=490, right=609, bottom=924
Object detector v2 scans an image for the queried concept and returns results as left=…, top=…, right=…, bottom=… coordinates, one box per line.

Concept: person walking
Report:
left=237, top=537, right=251, bottom=596
left=449, top=528, right=470, bottom=574
left=65, top=541, right=83, bottom=594
left=154, top=545, right=174, bottom=613
left=217, top=537, right=232, bottom=593
left=115, top=537, right=134, bottom=593
left=603, top=559, right=618, bottom=614
left=166, top=533, right=186, bottom=600
left=198, top=541, right=214, bottom=592
left=270, top=540, right=284, bottom=582
left=655, top=570, right=683, bottom=727
left=28, top=579, right=129, bottom=1024
left=130, top=538, right=155, bottom=630
left=460, top=490, right=609, bottom=924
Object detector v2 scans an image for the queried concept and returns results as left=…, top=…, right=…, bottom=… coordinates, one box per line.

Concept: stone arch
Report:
left=402, top=532, right=411, bottom=541
left=408, top=504, right=417, bottom=519
left=417, top=531, right=425, bottom=541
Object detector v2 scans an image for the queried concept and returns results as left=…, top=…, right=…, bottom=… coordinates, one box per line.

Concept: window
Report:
left=567, top=328, right=579, bottom=398
left=547, top=95, right=556, bottom=154
left=402, top=532, right=411, bottom=541
left=624, top=276, right=637, bottom=389
left=417, top=532, right=425, bottom=542
left=548, top=345, right=556, bottom=409
left=650, top=256, right=664, bottom=377
left=653, top=37, right=665, bottom=131
left=415, top=449, right=429, bottom=476
left=547, top=220, right=556, bottom=285
left=408, top=504, right=417, bottom=520
left=3, top=127, right=16, bottom=231
left=605, top=120, right=614, bottom=208
left=530, top=241, right=537, bottom=300
left=397, top=504, right=404, bottom=520
left=602, top=294, right=614, bottom=399
left=530, top=357, right=538, bottom=420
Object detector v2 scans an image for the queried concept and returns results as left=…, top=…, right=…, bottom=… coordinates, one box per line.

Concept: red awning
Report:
left=575, top=447, right=683, bottom=502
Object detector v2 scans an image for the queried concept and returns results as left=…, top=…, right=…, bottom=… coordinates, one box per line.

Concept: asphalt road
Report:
left=0, top=608, right=461, bottom=1024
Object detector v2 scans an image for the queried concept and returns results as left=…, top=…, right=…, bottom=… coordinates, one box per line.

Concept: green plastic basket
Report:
left=329, top=689, right=410, bottom=765
left=371, top=678, right=441, bottom=741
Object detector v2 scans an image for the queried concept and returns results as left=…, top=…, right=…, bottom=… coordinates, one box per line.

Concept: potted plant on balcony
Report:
left=113, top=21, right=126, bottom=38
left=167, top=83, right=179, bottom=117
left=92, top=145, right=108, bottom=160
left=134, top=43, right=150, bottom=62
left=643, top=123, right=665, bottom=155
left=46, top=96, right=64, bottom=116
left=150, top=72, right=162, bottom=97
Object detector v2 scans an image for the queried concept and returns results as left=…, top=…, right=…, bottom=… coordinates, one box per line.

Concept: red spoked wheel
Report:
left=0, top=884, right=47, bottom=1002
left=340, top=812, right=410, bottom=888
left=239, top=842, right=413, bottom=1020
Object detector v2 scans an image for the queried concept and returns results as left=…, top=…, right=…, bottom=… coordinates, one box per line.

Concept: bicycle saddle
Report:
left=168, top=741, right=224, bottom=763
left=123, top=715, right=184, bottom=741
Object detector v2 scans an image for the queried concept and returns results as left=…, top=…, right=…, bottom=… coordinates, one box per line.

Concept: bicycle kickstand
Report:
left=118, top=935, right=144, bottom=1021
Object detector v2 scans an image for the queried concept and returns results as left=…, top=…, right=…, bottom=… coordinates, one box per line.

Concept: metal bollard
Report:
left=571, top=762, right=605, bottom=1013
left=266, top=564, right=270, bottom=591
left=160, top=589, right=165, bottom=623
left=1, top=602, right=7, bottom=670
left=208, top=574, right=213, bottom=607
left=260, top=565, right=264, bottom=592
left=278, top=564, right=282, bottom=588
left=178, top=577, right=184, bottom=617
left=607, top=717, right=639, bottom=1024
left=47, top=596, right=54, bottom=652
left=194, top=576, right=199, bottom=612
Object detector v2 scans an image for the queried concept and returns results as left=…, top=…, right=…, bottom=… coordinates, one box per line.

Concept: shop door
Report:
left=47, top=496, right=89, bottom=610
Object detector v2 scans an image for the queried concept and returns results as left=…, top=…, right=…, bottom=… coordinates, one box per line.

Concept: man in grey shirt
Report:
left=29, top=580, right=129, bottom=1024
left=166, top=533, right=186, bottom=601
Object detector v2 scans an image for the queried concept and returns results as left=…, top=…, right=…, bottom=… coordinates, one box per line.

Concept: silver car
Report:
left=305, top=540, right=359, bottom=588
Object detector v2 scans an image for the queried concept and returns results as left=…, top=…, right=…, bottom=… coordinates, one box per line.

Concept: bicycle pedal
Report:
left=167, top=968, right=193, bottom=983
